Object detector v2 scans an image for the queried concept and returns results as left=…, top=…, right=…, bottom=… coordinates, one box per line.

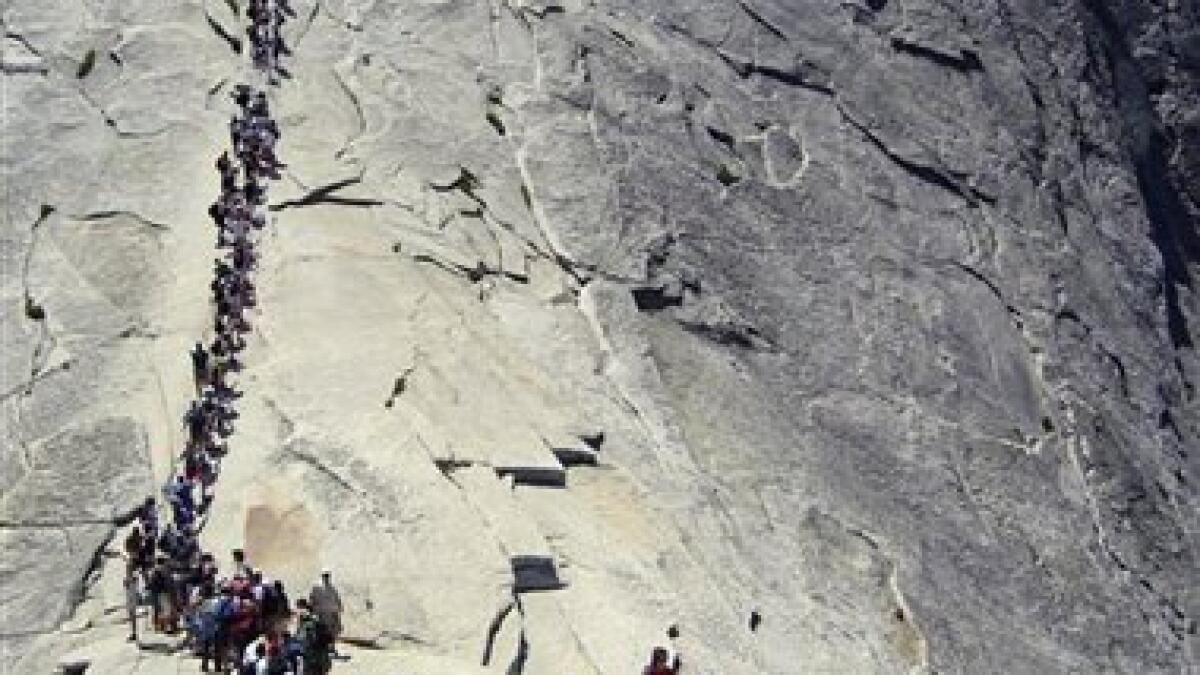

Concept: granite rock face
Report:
left=3, top=0, right=1198, bottom=673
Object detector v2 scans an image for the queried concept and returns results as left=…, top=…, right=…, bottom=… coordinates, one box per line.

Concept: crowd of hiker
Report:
left=113, top=3, right=330, bottom=673
left=108, top=0, right=695, bottom=670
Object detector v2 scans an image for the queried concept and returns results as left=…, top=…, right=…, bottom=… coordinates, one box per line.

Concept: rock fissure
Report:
left=889, top=37, right=983, bottom=73
left=837, top=104, right=995, bottom=207
left=203, top=8, right=244, bottom=54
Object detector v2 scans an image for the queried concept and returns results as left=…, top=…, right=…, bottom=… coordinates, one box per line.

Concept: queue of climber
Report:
left=247, top=0, right=293, bottom=81
left=115, top=77, right=347, bottom=673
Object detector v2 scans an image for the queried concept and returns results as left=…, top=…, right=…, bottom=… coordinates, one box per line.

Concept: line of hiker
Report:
left=113, top=3, right=332, bottom=672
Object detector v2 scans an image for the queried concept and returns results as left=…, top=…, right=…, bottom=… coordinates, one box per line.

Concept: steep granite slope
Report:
left=2, top=0, right=1198, bottom=672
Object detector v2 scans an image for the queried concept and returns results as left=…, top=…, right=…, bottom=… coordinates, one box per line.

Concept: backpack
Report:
left=216, top=596, right=236, bottom=624
left=313, top=618, right=334, bottom=650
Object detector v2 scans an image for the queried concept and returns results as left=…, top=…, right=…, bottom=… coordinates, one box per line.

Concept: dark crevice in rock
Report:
left=551, top=448, right=597, bottom=467
left=203, top=9, right=244, bottom=54
left=2, top=31, right=47, bottom=74
left=5, top=30, right=43, bottom=57
left=1083, top=0, right=1200, bottom=350
left=631, top=286, right=683, bottom=312
left=79, top=210, right=171, bottom=230
left=608, top=28, right=635, bottom=49
left=383, top=366, right=415, bottom=408
left=520, top=2, right=564, bottom=20
left=434, top=458, right=474, bottom=478
left=21, top=205, right=53, bottom=331
left=717, top=50, right=836, bottom=96
left=510, top=624, right=530, bottom=675
left=332, top=67, right=366, bottom=159
left=62, top=524, right=129, bottom=632
left=270, top=176, right=383, bottom=210
left=511, top=555, right=565, bottom=592
left=955, top=263, right=1021, bottom=316
left=841, top=107, right=995, bottom=206
left=706, top=126, right=736, bottom=152
left=737, top=1, right=787, bottom=41
left=205, top=77, right=229, bottom=109
left=889, top=37, right=983, bottom=73
left=1099, top=345, right=1131, bottom=398
left=486, top=110, right=507, bottom=136
left=75, top=49, right=96, bottom=79
left=1159, top=408, right=1183, bottom=441
left=224, top=0, right=240, bottom=16
left=495, top=466, right=566, bottom=488
left=76, top=88, right=171, bottom=138
left=580, top=432, right=604, bottom=450
left=283, top=446, right=361, bottom=495
left=24, top=295, right=46, bottom=321
left=1054, top=308, right=1085, bottom=327
left=715, top=163, right=742, bottom=186
left=432, top=167, right=481, bottom=198
left=679, top=319, right=777, bottom=352
left=0, top=358, right=73, bottom=402
left=0, top=60, right=48, bottom=75
left=411, top=254, right=530, bottom=285
left=481, top=598, right=515, bottom=667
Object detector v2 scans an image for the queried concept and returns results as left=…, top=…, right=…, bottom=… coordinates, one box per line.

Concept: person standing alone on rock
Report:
left=308, top=570, right=343, bottom=657
left=643, top=646, right=682, bottom=675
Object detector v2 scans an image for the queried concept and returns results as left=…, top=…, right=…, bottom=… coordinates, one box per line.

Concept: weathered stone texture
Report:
left=2, top=0, right=1198, bottom=672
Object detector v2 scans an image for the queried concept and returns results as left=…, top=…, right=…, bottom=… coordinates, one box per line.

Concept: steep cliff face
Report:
left=2, top=0, right=1197, bottom=673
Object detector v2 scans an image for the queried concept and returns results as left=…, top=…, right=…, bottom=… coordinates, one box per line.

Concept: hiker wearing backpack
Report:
left=147, top=557, right=172, bottom=633
left=296, top=599, right=332, bottom=674
left=308, top=570, right=342, bottom=656
left=212, top=586, right=238, bottom=672
left=195, top=588, right=221, bottom=672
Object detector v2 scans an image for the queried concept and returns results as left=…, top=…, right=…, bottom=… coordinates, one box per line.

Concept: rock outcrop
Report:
left=2, top=0, right=1198, bottom=673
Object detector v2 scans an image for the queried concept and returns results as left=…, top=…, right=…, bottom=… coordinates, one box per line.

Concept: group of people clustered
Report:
left=116, top=2, right=340, bottom=673
left=112, top=0, right=692, bottom=672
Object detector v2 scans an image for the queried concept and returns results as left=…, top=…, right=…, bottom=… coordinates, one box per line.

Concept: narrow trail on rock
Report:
left=75, top=1, right=332, bottom=673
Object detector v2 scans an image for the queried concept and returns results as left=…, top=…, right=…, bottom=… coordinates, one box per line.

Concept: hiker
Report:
left=185, top=400, right=207, bottom=443
left=192, top=587, right=221, bottom=672
left=137, top=496, right=159, bottom=540
left=242, top=634, right=269, bottom=674
left=308, top=570, right=343, bottom=655
left=296, top=599, right=332, bottom=674
left=232, top=83, right=252, bottom=109
left=267, top=580, right=291, bottom=632
left=200, top=458, right=218, bottom=512
left=229, top=588, right=261, bottom=666
left=124, top=572, right=141, bottom=642
left=192, top=342, right=210, bottom=393
left=124, top=526, right=145, bottom=573
left=643, top=646, right=681, bottom=675
left=211, top=585, right=238, bottom=672
left=281, top=629, right=303, bottom=673
left=233, top=549, right=252, bottom=578
left=147, top=556, right=174, bottom=632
